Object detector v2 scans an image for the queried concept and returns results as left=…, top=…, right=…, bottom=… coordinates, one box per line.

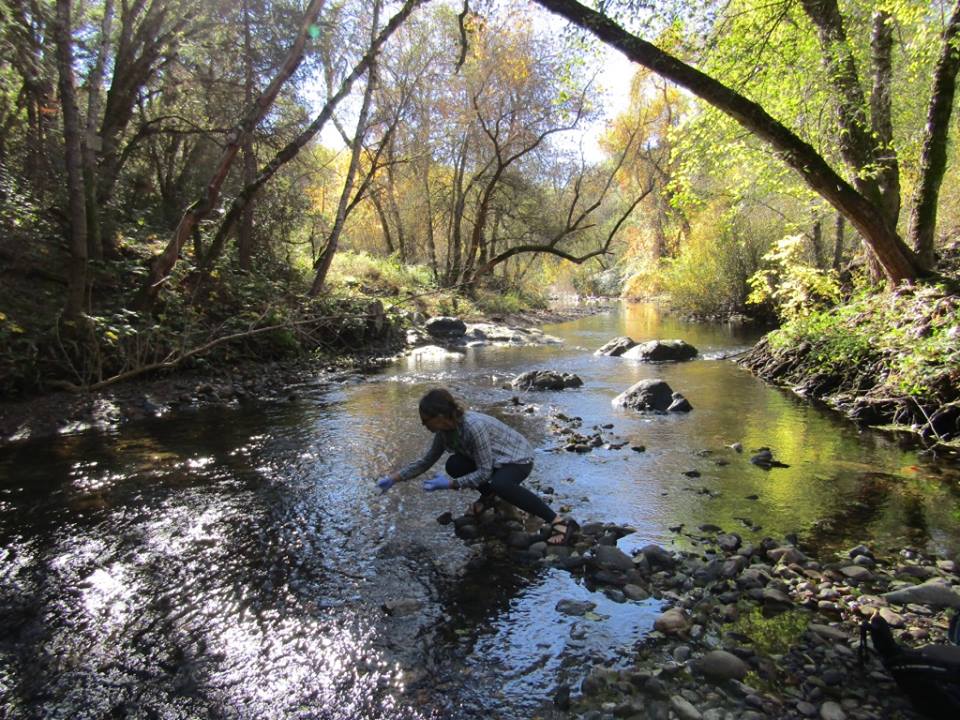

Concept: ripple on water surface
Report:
left=1, top=304, right=959, bottom=719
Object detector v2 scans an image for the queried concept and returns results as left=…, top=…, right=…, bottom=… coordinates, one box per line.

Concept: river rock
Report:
left=382, top=598, right=422, bottom=616
left=408, top=345, right=464, bottom=361
left=808, top=624, right=849, bottom=641
left=819, top=700, right=846, bottom=720
left=621, top=339, right=698, bottom=362
left=654, top=608, right=690, bottom=635
left=668, top=393, right=693, bottom=412
left=641, top=544, right=677, bottom=569
left=839, top=565, right=872, bottom=583
left=624, top=584, right=649, bottom=601
left=696, top=650, right=750, bottom=681
left=717, top=533, right=742, bottom=552
left=594, top=545, right=635, bottom=572
left=882, top=578, right=960, bottom=608
left=556, top=599, right=597, bottom=616
left=613, top=379, right=675, bottom=412
left=424, top=316, right=467, bottom=337
left=595, top=336, right=637, bottom=356
left=767, top=546, right=806, bottom=564
left=510, top=370, right=583, bottom=391
left=670, top=694, right=702, bottom=720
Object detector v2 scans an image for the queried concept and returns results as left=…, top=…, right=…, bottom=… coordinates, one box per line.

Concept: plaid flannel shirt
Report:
left=396, top=411, right=534, bottom=489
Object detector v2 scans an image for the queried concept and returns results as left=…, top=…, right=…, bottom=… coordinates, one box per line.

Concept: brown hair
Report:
left=418, top=388, right=464, bottom=421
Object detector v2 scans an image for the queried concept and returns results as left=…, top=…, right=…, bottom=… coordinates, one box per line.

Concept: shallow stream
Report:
left=1, top=303, right=958, bottom=719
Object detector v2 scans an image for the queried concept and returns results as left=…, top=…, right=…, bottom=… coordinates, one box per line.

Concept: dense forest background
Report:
left=1, top=0, right=959, bottom=403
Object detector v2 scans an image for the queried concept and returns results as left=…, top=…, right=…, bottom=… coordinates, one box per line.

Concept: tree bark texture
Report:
left=869, top=9, right=900, bottom=225
left=54, top=0, right=88, bottom=319
left=532, top=0, right=921, bottom=285
left=81, top=0, right=114, bottom=261
left=908, top=0, right=960, bottom=268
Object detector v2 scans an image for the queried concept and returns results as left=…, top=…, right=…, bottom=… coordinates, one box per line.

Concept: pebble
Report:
left=820, top=700, right=846, bottom=720
left=670, top=694, right=703, bottom=720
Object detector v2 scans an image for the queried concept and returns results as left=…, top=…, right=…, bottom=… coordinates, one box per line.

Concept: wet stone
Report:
left=556, top=599, right=597, bottom=616
left=654, top=608, right=690, bottom=635
left=670, top=694, right=703, bottom=720
left=819, top=700, right=846, bottom=720
left=839, top=566, right=872, bottom=583
left=595, top=545, right=635, bottom=571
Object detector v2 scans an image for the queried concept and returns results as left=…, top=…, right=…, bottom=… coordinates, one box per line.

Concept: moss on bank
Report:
left=741, top=283, right=960, bottom=447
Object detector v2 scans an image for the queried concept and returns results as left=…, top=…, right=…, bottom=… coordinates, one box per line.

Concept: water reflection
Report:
left=0, top=303, right=958, bottom=719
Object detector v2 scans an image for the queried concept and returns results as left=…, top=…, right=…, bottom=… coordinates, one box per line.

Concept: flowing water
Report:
left=1, top=303, right=958, bottom=719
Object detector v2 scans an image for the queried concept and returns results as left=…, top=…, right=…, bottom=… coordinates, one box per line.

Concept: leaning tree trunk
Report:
left=309, top=12, right=380, bottom=297
left=908, top=0, right=960, bottom=268
left=137, top=0, right=326, bottom=311
left=238, top=0, right=256, bottom=271
left=54, top=0, right=88, bottom=320
left=533, top=0, right=923, bottom=285
left=199, top=0, right=426, bottom=275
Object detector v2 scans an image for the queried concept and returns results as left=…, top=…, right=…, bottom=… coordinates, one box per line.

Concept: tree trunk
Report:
left=138, top=0, right=327, bottom=310
left=96, top=0, right=191, bottom=259
left=833, top=213, right=845, bottom=271
left=869, top=9, right=900, bottom=225
left=908, top=0, right=960, bottom=268
left=238, top=0, right=256, bottom=271
left=385, top=145, right=407, bottom=262
left=421, top=161, right=438, bottom=280
left=532, top=0, right=922, bottom=285
left=810, top=218, right=824, bottom=268
left=309, top=7, right=380, bottom=297
left=81, top=0, right=113, bottom=262
left=201, top=0, right=425, bottom=274
left=370, top=190, right=396, bottom=254
left=54, top=0, right=87, bottom=319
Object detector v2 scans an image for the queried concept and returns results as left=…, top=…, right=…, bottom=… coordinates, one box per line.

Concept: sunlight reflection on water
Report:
left=1, top=303, right=958, bottom=719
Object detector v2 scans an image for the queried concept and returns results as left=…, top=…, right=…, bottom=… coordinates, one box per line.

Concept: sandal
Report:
left=546, top=518, right=579, bottom=546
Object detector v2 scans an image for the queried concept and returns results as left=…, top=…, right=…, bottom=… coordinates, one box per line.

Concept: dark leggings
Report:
left=445, top=454, right=557, bottom=523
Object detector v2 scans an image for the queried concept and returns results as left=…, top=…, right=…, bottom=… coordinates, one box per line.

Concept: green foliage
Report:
left=654, top=206, right=766, bottom=317
left=328, top=251, right=434, bottom=297
left=472, top=287, right=547, bottom=315
left=748, top=234, right=841, bottom=322
left=729, top=607, right=811, bottom=656
left=770, top=283, right=960, bottom=398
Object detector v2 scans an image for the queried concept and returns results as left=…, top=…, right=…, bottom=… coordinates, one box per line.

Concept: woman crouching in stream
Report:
left=377, top=388, right=578, bottom=545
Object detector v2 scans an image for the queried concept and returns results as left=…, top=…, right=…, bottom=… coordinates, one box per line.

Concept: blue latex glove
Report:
left=376, top=476, right=395, bottom=492
left=422, top=473, right=453, bottom=491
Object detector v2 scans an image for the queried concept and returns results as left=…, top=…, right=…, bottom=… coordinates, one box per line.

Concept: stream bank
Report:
left=739, top=283, right=960, bottom=457
left=438, top=496, right=959, bottom=720
left=0, top=303, right=608, bottom=447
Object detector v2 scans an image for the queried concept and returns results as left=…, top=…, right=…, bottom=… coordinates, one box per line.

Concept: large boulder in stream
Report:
left=510, top=370, right=583, bottom=391
left=595, top=336, right=637, bottom=357
left=621, top=339, right=698, bottom=362
left=613, top=379, right=692, bottom=413
left=424, top=316, right=467, bottom=338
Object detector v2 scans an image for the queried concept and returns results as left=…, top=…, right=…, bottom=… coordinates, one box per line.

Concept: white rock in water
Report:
left=882, top=578, right=960, bottom=608
left=407, top=345, right=464, bottom=361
